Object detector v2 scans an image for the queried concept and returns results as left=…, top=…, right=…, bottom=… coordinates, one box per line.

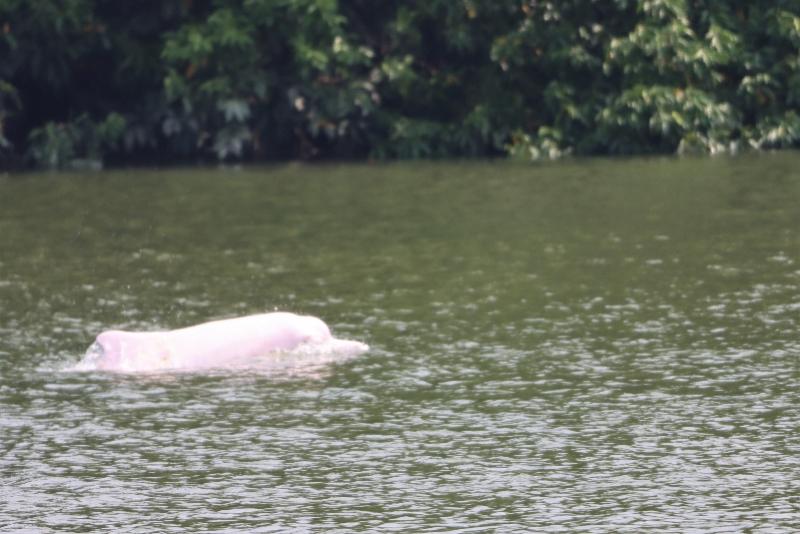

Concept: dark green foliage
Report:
left=2, top=0, right=799, bottom=168
left=25, top=112, right=125, bottom=169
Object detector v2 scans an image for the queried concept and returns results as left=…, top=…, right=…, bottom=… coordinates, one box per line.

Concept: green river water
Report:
left=0, top=154, right=798, bottom=532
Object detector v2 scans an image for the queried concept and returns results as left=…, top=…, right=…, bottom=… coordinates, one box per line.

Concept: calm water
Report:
left=1, top=155, right=799, bottom=532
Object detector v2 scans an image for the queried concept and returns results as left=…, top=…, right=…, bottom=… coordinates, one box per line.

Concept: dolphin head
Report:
left=299, top=315, right=333, bottom=344
left=297, top=315, right=369, bottom=355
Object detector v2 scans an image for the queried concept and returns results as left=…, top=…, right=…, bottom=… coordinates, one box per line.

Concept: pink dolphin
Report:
left=76, top=312, right=369, bottom=372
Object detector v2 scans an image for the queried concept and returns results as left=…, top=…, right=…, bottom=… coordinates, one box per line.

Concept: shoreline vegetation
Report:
left=2, top=1, right=799, bottom=170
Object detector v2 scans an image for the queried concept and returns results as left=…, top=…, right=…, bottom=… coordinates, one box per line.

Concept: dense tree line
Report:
left=1, top=0, right=799, bottom=169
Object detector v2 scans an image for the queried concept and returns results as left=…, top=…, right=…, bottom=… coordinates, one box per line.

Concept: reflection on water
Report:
left=1, top=154, right=799, bottom=532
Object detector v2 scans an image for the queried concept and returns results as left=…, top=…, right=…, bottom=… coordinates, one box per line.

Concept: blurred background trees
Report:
left=1, top=0, right=799, bottom=169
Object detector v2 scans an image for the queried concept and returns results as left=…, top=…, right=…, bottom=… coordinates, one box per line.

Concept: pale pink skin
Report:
left=85, top=312, right=368, bottom=372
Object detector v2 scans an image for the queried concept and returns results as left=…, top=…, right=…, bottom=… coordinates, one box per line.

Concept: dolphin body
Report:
left=76, top=312, right=369, bottom=373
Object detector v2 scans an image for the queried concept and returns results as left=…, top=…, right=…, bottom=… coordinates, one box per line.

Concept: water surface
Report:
left=1, top=155, right=799, bottom=532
